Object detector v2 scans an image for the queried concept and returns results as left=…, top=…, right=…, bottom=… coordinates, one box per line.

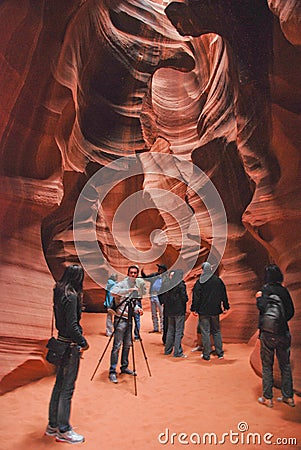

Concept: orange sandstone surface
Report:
left=0, top=312, right=300, bottom=450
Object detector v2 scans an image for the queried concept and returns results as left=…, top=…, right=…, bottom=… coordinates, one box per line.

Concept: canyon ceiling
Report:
left=0, top=0, right=300, bottom=394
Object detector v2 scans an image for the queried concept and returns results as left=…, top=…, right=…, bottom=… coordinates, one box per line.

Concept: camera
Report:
left=130, top=289, right=139, bottom=299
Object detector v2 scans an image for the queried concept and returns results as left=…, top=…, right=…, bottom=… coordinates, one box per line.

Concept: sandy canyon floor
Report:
left=0, top=312, right=300, bottom=450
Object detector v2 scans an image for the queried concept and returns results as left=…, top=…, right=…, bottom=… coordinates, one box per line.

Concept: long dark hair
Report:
left=55, top=264, right=84, bottom=298
left=264, top=263, right=283, bottom=284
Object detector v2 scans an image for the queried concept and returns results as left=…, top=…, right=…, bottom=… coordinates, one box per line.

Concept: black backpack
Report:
left=261, top=294, right=285, bottom=334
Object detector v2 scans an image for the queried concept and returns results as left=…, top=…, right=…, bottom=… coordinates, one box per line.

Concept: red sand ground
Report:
left=0, top=312, right=300, bottom=450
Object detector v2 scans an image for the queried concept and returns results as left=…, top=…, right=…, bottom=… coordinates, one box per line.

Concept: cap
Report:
left=157, top=263, right=167, bottom=271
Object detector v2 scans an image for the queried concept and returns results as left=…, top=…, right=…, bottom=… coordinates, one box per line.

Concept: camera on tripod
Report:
left=107, top=289, right=140, bottom=315
left=91, top=287, right=151, bottom=395
left=129, top=289, right=139, bottom=299
left=128, top=290, right=143, bottom=315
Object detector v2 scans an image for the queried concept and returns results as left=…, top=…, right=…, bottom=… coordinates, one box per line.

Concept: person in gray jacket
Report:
left=108, top=265, right=144, bottom=383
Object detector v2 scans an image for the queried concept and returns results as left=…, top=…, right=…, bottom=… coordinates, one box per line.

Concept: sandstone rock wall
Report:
left=0, top=0, right=300, bottom=393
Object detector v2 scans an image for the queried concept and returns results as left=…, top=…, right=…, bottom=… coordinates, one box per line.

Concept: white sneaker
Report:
left=191, top=346, right=202, bottom=352
left=258, top=397, right=273, bottom=408
left=56, top=429, right=85, bottom=444
left=277, top=396, right=295, bottom=407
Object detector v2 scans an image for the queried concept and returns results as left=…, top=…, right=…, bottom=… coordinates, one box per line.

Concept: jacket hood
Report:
left=199, top=262, right=212, bottom=283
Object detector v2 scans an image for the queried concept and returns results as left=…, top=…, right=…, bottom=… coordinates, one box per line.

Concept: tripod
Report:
left=91, top=293, right=152, bottom=396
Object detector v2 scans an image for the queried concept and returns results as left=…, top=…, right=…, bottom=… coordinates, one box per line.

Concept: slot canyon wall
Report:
left=0, top=0, right=300, bottom=394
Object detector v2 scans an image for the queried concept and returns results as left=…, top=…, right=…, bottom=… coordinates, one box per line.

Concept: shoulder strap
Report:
left=51, top=310, right=55, bottom=337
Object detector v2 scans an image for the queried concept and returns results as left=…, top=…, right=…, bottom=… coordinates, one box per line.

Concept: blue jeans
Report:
left=165, top=315, right=185, bottom=357
left=109, top=316, right=132, bottom=374
left=199, top=315, right=223, bottom=359
left=106, top=311, right=114, bottom=336
left=260, top=331, right=293, bottom=399
left=48, top=345, right=81, bottom=432
left=150, top=295, right=163, bottom=331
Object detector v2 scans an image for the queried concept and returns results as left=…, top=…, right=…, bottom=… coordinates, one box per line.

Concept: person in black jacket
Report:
left=160, top=269, right=188, bottom=358
left=191, top=262, right=229, bottom=361
left=256, top=264, right=295, bottom=408
left=45, top=264, right=89, bottom=444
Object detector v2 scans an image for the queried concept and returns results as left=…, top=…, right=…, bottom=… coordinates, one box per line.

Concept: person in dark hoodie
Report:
left=191, top=262, right=229, bottom=361
left=160, top=269, right=188, bottom=358
left=256, top=264, right=295, bottom=408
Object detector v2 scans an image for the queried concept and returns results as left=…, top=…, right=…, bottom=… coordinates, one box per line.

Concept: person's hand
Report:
left=135, top=307, right=143, bottom=316
left=255, top=290, right=262, bottom=298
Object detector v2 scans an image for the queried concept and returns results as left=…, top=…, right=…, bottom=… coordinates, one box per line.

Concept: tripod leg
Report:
left=131, top=327, right=138, bottom=396
left=90, top=326, right=115, bottom=381
left=133, top=313, right=152, bottom=377
left=91, top=299, right=129, bottom=381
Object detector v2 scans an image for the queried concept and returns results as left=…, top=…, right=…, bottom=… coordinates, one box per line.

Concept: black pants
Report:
left=48, top=345, right=81, bottom=432
left=260, top=331, right=293, bottom=399
left=162, top=305, right=168, bottom=344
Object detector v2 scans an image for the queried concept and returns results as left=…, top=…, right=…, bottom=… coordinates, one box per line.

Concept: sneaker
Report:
left=191, top=346, right=202, bottom=352
left=217, top=355, right=224, bottom=360
left=109, top=373, right=118, bottom=383
left=45, top=424, right=58, bottom=436
left=258, top=397, right=273, bottom=408
left=120, top=368, right=136, bottom=375
left=201, top=354, right=210, bottom=361
left=175, top=354, right=187, bottom=358
left=277, top=396, right=295, bottom=407
left=56, top=429, right=85, bottom=444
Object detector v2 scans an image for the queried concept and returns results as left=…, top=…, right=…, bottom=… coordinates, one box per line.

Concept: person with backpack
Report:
left=256, top=264, right=295, bottom=408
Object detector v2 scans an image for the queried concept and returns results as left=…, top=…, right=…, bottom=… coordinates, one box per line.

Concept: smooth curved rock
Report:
left=0, top=0, right=300, bottom=394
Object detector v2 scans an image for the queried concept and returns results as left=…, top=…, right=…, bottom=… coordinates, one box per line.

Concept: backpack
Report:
left=261, top=294, right=285, bottom=334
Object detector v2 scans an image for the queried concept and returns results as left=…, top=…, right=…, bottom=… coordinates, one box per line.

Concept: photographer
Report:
left=108, top=265, right=143, bottom=383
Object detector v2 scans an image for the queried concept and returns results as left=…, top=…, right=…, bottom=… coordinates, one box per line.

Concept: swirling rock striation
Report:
left=0, top=0, right=300, bottom=393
